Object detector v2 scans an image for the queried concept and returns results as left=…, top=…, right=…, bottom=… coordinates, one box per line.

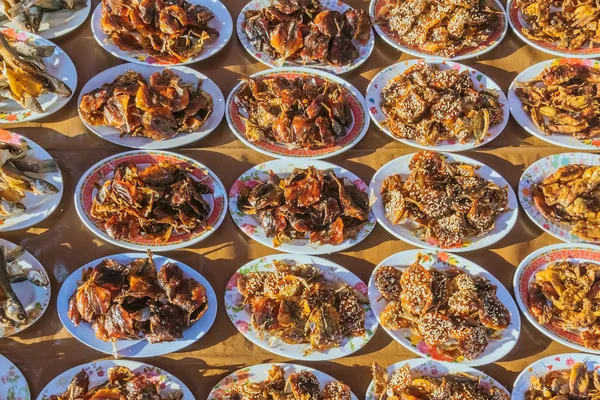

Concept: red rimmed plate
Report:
left=226, top=67, right=369, bottom=160
left=74, top=150, right=227, bottom=252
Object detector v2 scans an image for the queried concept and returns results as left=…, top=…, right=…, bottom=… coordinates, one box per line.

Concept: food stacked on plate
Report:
left=525, top=362, right=599, bottom=399
left=99, top=0, right=219, bottom=63
left=374, top=255, right=511, bottom=360
left=79, top=69, right=214, bottom=140
left=236, top=260, right=368, bottom=354
left=237, top=166, right=369, bottom=246
left=380, top=152, right=509, bottom=247
left=531, top=164, right=600, bottom=241
left=67, top=253, right=208, bottom=345
left=0, top=31, right=72, bottom=112
left=0, top=0, right=84, bottom=33
left=243, top=0, right=371, bottom=66
left=234, top=74, right=353, bottom=149
left=516, top=63, right=600, bottom=140
left=380, top=62, right=504, bottom=146
left=375, top=0, right=503, bottom=57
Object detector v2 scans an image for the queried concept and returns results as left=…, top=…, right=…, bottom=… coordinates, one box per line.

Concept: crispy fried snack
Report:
left=381, top=63, right=504, bottom=146
left=100, top=0, right=219, bottom=63
left=381, top=151, right=509, bottom=248
left=237, top=166, right=369, bottom=246
left=243, top=0, right=371, bottom=67
left=517, top=0, right=600, bottom=50
left=516, top=63, right=600, bottom=140
left=532, top=164, right=600, bottom=241
left=80, top=69, right=213, bottom=140
left=371, top=362, right=508, bottom=400
left=374, top=256, right=511, bottom=361
left=526, top=362, right=600, bottom=400
left=236, top=260, right=368, bottom=355
left=90, top=160, right=212, bottom=243
left=528, top=260, right=600, bottom=350
left=376, top=0, right=503, bottom=57
left=235, top=74, right=352, bottom=150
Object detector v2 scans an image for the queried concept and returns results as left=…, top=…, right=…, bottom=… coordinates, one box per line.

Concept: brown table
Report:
left=0, top=1, right=580, bottom=398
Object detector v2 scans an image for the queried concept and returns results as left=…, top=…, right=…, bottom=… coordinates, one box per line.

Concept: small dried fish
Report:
left=0, top=246, right=27, bottom=325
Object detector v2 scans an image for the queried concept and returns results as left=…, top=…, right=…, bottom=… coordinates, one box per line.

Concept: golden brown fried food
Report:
left=525, top=363, right=600, bottom=400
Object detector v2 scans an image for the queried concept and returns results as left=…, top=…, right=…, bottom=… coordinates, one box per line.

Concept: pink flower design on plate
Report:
left=354, top=282, right=368, bottom=296
left=235, top=320, right=249, bottom=334
left=241, top=224, right=256, bottom=236
left=230, top=180, right=245, bottom=196
left=369, top=106, right=378, bottom=115
left=352, top=179, right=367, bottom=192
left=1, top=376, right=7, bottom=384
left=437, top=252, right=449, bottom=262
left=246, top=179, right=260, bottom=189
left=97, top=370, right=104, bottom=377
left=227, top=272, right=242, bottom=290
left=566, top=357, right=575, bottom=367
left=213, top=389, right=225, bottom=398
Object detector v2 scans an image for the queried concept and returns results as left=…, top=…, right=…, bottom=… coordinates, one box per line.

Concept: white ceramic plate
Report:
left=229, top=159, right=376, bottom=254
left=209, top=363, right=358, bottom=400
left=365, top=358, right=510, bottom=399
left=514, top=243, right=600, bottom=354
left=0, top=354, right=29, bottom=400
left=74, top=150, right=227, bottom=252
left=57, top=253, right=217, bottom=358
left=224, top=254, right=377, bottom=360
left=0, top=28, right=76, bottom=123
left=518, top=152, right=600, bottom=243
left=508, top=58, right=600, bottom=151
left=37, top=359, right=194, bottom=400
left=90, top=0, right=232, bottom=66
left=78, top=63, right=224, bottom=150
left=368, top=250, right=520, bottom=366
left=369, top=152, right=518, bottom=251
left=0, top=130, right=63, bottom=232
left=226, top=67, right=368, bottom=160
left=366, top=59, right=509, bottom=152
left=237, top=0, right=374, bottom=74
left=0, top=0, right=91, bottom=39
left=369, top=0, right=508, bottom=61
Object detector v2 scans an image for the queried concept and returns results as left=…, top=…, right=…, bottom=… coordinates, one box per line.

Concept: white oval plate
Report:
left=229, top=159, right=376, bottom=254
left=209, top=363, right=358, bottom=400
left=365, top=358, right=510, bottom=400
left=226, top=67, right=368, bottom=160
left=237, top=0, right=374, bottom=74
left=37, top=359, right=194, bottom=400
left=0, top=28, right=76, bottom=123
left=508, top=58, right=600, bottom=151
left=369, top=250, right=520, bottom=366
left=369, top=152, right=518, bottom=251
left=78, top=63, right=224, bottom=150
left=0, top=354, right=29, bottom=400
left=74, top=150, right=227, bottom=252
left=57, top=253, right=217, bottom=358
left=518, top=152, right=600, bottom=243
left=224, top=254, right=377, bottom=360
left=0, top=130, right=63, bottom=232
left=366, top=59, right=509, bottom=152
left=90, top=0, right=232, bottom=66
left=0, top=0, right=91, bottom=39
left=0, top=238, right=51, bottom=338
left=514, top=243, right=600, bottom=354
left=369, top=0, right=508, bottom=61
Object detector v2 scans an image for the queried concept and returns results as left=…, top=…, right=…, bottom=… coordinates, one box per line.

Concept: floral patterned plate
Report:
left=368, top=250, right=521, bottom=366
left=90, top=0, right=232, bottom=66
left=514, top=243, right=600, bottom=354
left=512, top=353, right=600, bottom=399
left=224, top=254, right=377, bottom=360
left=74, top=150, right=227, bottom=252
left=518, top=153, right=600, bottom=243
left=0, top=130, right=64, bottom=232
left=229, top=159, right=376, bottom=254
left=0, top=238, right=51, bottom=339
left=0, top=354, right=30, bottom=400
left=236, top=0, right=374, bottom=74
left=369, top=0, right=508, bottom=61
left=366, top=59, right=509, bottom=152
left=37, top=360, right=194, bottom=400
left=365, top=358, right=510, bottom=399
left=0, top=28, right=76, bottom=123
left=226, top=67, right=369, bottom=160
left=508, top=59, right=600, bottom=150
left=57, top=253, right=217, bottom=358
left=369, top=152, right=518, bottom=252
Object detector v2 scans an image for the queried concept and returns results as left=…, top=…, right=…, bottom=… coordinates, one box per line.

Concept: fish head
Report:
left=4, top=300, right=27, bottom=324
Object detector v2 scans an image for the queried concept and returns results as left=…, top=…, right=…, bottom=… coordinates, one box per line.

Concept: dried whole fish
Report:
left=526, top=362, right=600, bottom=400
left=1, top=0, right=83, bottom=34
left=79, top=69, right=213, bottom=140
